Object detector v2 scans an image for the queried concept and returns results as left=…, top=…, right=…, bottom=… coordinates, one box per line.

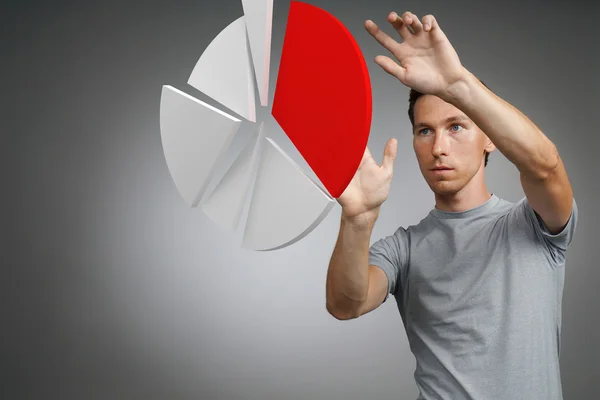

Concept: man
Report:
left=325, top=11, right=578, bottom=400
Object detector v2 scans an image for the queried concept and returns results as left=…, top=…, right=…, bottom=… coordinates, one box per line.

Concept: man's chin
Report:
left=427, top=180, right=460, bottom=196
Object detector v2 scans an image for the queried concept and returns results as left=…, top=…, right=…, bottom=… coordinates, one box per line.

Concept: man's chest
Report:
left=402, top=222, right=559, bottom=334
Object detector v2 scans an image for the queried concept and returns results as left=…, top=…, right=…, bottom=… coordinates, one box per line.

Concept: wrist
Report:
left=439, top=67, right=475, bottom=105
left=341, top=208, right=380, bottom=230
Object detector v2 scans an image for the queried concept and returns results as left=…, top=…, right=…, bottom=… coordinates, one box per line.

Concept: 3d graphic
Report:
left=159, top=0, right=372, bottom=250
left=243, top=137, right=335, bottom=251
left=201, top=123, right=265, bottom=232
left=272, top=1, right=372, bottom=198
left=159, top=85, right=241, bottom=208
left=241, top=0, right=273, bottom=106
left=187, top=16, right=257, bottom=122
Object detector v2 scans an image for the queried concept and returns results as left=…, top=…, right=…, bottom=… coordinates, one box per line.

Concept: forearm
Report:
left=326, top=212, right=377, bottom=317
left=442, top=69, right=559, bottom=178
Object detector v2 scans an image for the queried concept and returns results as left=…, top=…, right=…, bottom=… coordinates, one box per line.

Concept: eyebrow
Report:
left=413, top=115, right=471, bottom=131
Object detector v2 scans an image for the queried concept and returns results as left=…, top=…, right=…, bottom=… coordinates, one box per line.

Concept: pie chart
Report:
left=159, top=0, right=372, bottom=251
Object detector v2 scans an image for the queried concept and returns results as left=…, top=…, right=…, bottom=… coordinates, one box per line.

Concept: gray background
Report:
left=3, top=0, right=599, bottom=399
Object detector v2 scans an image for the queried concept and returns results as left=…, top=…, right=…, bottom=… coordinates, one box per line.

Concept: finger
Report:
left=365, top=19, right=401, bottom=53
left=388, top=11, right=411, bottom=40
left=421, top=14, right=438, bottom=32
left=402, top=11, right=423, bottom=34
left=374, top=55, right=406, bottom=83
left=362, top=145, right=373, bottom=163
left=381, top=138, right=398, bottom=173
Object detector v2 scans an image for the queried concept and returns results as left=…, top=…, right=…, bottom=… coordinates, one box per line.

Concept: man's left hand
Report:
left=365, top=11, right=467, bottom=99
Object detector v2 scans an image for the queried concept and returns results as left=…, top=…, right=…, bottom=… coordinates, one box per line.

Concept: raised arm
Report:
left=326, top=139, right=397, bottom=320
left=364, top=11, right=573, bottom=234
left=443, top=69, right=573, bottom=234
left=326, top=216, right=389, bottom=320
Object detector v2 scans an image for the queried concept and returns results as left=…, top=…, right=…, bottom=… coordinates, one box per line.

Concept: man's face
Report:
left=412, top=94, right=494, bottom=195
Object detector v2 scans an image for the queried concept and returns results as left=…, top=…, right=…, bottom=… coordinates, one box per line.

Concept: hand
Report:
left=365, top=11, right=467, bottom=99
left=337, top=138, right=398, bottom=225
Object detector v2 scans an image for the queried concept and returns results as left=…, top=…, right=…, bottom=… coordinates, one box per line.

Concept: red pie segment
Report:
left=271, top=1, right=372, bottom=198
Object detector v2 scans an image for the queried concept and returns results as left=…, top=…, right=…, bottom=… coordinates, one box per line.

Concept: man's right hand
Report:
left=337, top=138, right=398, bottom=226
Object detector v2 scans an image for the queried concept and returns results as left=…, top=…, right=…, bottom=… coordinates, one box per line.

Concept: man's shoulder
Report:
left=389, top=195, right=530, bottom=240
left=403, top=213, right=435, bottom=236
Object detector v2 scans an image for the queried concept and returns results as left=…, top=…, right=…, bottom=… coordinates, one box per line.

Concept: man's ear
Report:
left=483, top=135, right=496, bottom=153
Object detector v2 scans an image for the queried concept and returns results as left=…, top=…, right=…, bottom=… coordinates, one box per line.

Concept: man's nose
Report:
left=431, top=132, right=450, bottom=157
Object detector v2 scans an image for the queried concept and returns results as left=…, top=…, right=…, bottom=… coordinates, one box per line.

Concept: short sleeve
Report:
left=368, top=226, right=409, bottom=303
left=512, top=196, right=578, bottom=267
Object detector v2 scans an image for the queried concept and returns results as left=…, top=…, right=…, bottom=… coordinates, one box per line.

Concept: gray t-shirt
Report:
left=369, top=194, right=578, bottom=400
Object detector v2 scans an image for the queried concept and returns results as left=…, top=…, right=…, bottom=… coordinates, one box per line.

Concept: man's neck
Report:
left=434, top=182, right=492, bottom=213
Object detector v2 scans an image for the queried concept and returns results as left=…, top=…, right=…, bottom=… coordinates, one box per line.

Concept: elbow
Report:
left=326, top=299, right=361, bottom=321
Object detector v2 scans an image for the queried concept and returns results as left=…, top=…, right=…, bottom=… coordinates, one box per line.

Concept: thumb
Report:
left=381, top=138, right=398, bottom=173
left=374, top=56, right=407, bottom=84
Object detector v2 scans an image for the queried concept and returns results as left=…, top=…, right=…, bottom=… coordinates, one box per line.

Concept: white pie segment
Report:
left=201, top=122, right=266, bottom=232
left=241, top=0, right=273, bottom=106
left=159, top=85, right=241, bottom=207
left=188, top=16, right=256, bottom=122
left=242, top=137, right=335, bottom=251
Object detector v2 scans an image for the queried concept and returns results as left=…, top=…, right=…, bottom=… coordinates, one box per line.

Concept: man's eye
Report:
left=451, top=125, right=463, bottom=132
left=419, top=128, right=430, bottom=135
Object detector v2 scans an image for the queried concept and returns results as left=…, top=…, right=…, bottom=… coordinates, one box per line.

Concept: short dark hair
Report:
left=408, top=82, right=491, bottom=167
